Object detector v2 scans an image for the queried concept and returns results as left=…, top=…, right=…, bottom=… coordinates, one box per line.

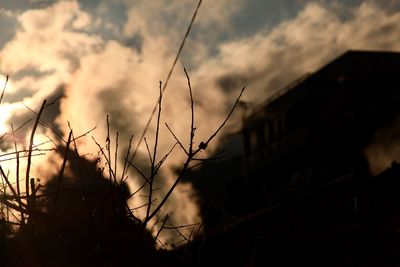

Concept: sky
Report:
left=1, top=0, right=400, bottom=245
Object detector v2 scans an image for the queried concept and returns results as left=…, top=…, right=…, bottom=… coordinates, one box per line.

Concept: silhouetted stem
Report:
left=26, top=100, right=46, bottom=212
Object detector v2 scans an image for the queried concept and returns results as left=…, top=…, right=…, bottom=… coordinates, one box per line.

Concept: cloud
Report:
left=57, top=1, right=400, bottom=241
left=194, top=2, right=400, bottom=175
left=187, top=1, right=400, bottom=177
left=0, top=0, right=209, bottom=245
left=197, top=2, right=400, bottom=105
left=364, top=118, right=400, bottom=176
left=56, top=30, right=209, bottom=245
left=122, top=0, right=244, bottom=67
left=0, top=1, right=101, bottom=107
left=123, top=0, right=243, bottom=37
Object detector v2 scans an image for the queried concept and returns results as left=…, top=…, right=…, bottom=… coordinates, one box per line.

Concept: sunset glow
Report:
left=1, top=0, right=400, bottom=259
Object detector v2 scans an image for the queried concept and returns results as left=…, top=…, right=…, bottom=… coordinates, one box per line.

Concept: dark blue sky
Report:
left=0, top=0, right=381, bottom=48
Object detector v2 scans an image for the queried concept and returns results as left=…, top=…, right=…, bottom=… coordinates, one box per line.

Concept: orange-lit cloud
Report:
left=198, top=2, right=400, bottom=104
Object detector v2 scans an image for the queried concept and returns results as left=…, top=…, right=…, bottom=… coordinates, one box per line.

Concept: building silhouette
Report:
left=185, top=50, right=400, bottom=266
left=242, top=50, right=400, bottom=209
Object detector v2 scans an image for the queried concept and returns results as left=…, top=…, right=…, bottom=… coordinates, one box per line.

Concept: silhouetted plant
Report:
left=0, top=2, right=247, bottom=264
left=0, top=68, right=245, bottom=265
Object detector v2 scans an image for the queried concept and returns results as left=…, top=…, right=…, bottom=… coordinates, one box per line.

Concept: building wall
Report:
left=242, top=51, right=400, bottom=209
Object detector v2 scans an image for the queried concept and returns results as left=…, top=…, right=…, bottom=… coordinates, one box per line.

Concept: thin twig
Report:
left=67, top=122, right=86, bottom=200
left=184, top=67, right=195, bottom=157
left=0, top=75, right=8, bottom=105
left=53, top=130, right=72, bottom=214
left=130, top=198, right=157, bottom=211
left=121, top=134, right=134, bottom=183
left=114, top=131, right=119, bottom=183
left=24, top=103, right=66, bottom=143
left=71, top=126, right=97, bottom=142
left=44, top=95, right=62, bottom=108
left=154, top=215, right=169, bottom=244
left=146, top=86, right=245, bottom=223
left=0, top=145, right=55, bottom=159
left=91, top=136, right=117, bottom=184
left=163, top=222, right=200, bottom=230
left=0, top=118, right=33, bottom=142
left=0, top=153, right=47, bottom=163
left=155, top=142, right=178, bottom=172
left=144, top=81, right=163, bottom=227
left=128, top=180, right=148, bottom=198
left=106, top=115, right=113, bottom=184
left=143, top=138, right=153, bottom=165
left=201, top=86, right=246, bottom=151
left=26, top=100, right=47, bottom=211
left=0, top=166, right=20, bottom=203
left=10, top=124, right=24, bottom=223
left=13, top=118, right=33, bottom=133
left=165, top=123, right=188, bottom=155
left=131, top=0, right=203, bottom=160
left=145, top=156, right=190, bottom=224
left=126, top=160, right=150, bottom=184
left=172, top=223, right=192, bottom=244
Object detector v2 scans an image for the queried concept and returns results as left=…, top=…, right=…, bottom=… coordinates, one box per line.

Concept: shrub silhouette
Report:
left=0, top=70, right=245, bottom=266
left=5, top=146, right=159, bottom=266
left=0, top=2, right=249, bottom=265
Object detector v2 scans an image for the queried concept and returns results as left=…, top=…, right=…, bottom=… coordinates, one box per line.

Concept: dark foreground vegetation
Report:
left=0, top=69, right=245, bottom=266
left=2, top=149, right=158, bottom=266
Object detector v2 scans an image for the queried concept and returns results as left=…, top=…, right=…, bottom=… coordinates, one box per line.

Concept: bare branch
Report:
left=154, top=215, right=169, bottom=244
left=53, top=130, right=72, bottom=214
left=114, top=131, right=119, bottom=182
left=23, top=103, right=66, bottom=143
left=71, top=126, right=97, bottom=142
left=144, top=82, right=163, bottom=226
left=128, top=180, right=148, bottom=198
left=152, top=81, right=163, bottom=167
left=126, top=159, right=150, bottom=184
left=143, top=138, right=153, bottom=164
left=26, top=100, right=47, bottom=211
left=163, top=222, right=200, bottom=230
left=165, top=123, right=188, bottom=155
left=201, top=86, right=245, bottom=151
left=67, top=122, right=86, bottom=200
left=91, top=136, right=117, bottom=184
left=0, top=166, right=19, bottom=203
left=121, top=134, right=134, bottom=183
left=11, top=123, right=24, bottom=222
left=106, top=115, right=113, bottom=184
left=0, top=75, right=8, bottom=105
left=44, top=95, right=62, bottom=108
left=155, top=142, right=178, bottom=172
left=146, top=86, right=245, bottom=223
left=130, top=198, right=157, bottom=211
left=145, top=157, right=190, bottom=224
left=130, top=0, right=203, bottom=160
left=184, top=67, right=195, bottom=156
